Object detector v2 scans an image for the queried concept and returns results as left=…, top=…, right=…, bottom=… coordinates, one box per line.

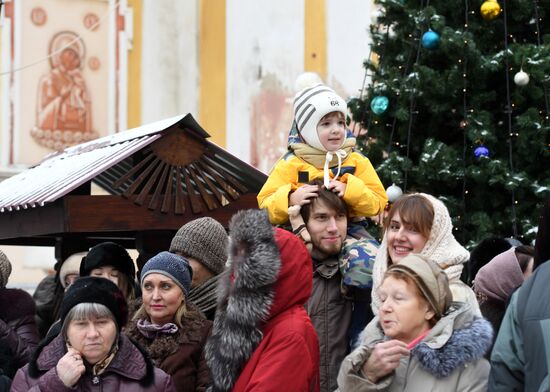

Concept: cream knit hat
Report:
left=371, top=193, right=469, bottom=312
left=59, top=251, right=86, bottom=288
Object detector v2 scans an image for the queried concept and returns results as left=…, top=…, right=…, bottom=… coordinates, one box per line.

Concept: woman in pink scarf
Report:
left=473, top=245, right=534, bottom=342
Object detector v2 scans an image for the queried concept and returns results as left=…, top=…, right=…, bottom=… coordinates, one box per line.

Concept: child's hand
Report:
left=289, top=184, right=319, bottom=206
left=370, top=210, right=387, bottom=226
left=327, top=180, right=346, bottom=197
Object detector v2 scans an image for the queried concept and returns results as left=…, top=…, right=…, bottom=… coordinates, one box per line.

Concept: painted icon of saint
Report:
left=31, top=31, right=97, bottom=150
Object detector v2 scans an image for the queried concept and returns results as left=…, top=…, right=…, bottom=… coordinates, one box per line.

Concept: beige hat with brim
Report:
left=386, top=254, right=452, bottom=318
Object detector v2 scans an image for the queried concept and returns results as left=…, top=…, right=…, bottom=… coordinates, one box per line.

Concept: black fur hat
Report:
left=467, top=237, right=513, bottom=285
left=60, top=277, right=128, bottom=330
left=80, top=242, right=135, bottom=282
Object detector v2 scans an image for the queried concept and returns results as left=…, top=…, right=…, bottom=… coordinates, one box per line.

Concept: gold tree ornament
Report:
left=480, top=0, right=502, bottom=21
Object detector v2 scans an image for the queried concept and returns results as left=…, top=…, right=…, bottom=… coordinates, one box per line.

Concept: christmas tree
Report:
left=352, top=0, right=550, bottom=246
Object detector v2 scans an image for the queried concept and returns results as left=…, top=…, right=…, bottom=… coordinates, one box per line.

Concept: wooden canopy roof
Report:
left=0, top=114, right=267, bottom=265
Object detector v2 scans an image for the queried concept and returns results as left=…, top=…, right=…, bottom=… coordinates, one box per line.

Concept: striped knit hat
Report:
left=293, top=84, right=347, bottom=152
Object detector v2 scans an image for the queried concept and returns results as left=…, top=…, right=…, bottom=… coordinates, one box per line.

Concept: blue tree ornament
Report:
left=370, top=96, right=389, bottom=115
left=474, top=145, right=489, bottom=158
left=422, top=30, right=440, bottom=50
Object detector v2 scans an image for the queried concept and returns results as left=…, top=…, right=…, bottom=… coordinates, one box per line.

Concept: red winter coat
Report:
left=206, top=210, right=320, bottom=392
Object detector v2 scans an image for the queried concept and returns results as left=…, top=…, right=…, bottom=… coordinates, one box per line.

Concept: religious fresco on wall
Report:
left=31, top=31, right=98, bottom=150
left=1, top=0, right=124, bottom=166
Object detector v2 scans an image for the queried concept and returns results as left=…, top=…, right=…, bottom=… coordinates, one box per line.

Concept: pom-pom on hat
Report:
left=141, top=251, right=193, bottom=296
left=386, top=254, right=452, bottom=318
left=293, top=84, right=347, bottom=152
left=59, top=252, right=86, bottom=288
left=0, top=250, right=12, bottom=289
left=169, top=217, right=228, bottom=275
left=80, top=242, right=135, bottom=282
left=60, top=276, right=128, bottom=330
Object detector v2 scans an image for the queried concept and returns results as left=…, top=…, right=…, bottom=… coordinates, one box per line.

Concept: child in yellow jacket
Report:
left=257, top=83, right=388, bottom=224
left=258, top=83, right=388, bottom=349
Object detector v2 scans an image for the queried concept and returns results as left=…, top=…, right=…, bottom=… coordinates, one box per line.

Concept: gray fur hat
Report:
left=0, top=250, right=12, bottom=289
left=169, top=217, right=228, bottom=275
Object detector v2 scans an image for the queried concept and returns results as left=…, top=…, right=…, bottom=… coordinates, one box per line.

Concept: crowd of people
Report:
left=0, top=80, right=549, bottom=391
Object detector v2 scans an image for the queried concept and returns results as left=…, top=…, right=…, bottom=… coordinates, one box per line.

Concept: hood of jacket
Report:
left=205, top=209, right=313, bottom=391
left=28, top=333, right=156, bottom=387
left=362, top=303, right=493, bottom=378
left=0, top=288, right=36, bottom=321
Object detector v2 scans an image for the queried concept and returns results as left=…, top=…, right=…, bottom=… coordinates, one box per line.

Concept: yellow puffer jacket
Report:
left=257, top=151, right=388, bottom=224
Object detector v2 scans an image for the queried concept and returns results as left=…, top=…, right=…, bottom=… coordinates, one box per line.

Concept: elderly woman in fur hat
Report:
left=124, top=252, right=212, bottom=392
left=11, top=277, right=175, bottom=391
left=338, top=254, right=492, bottom=391
left=371, top=193, right=480, bottom=315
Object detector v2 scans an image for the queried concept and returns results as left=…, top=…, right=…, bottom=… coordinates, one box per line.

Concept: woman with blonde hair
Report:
left=125, top=251, right=211, bottom=392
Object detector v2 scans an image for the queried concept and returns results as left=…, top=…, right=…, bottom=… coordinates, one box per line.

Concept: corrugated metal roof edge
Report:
left=39, top=113, right=203, bottom=163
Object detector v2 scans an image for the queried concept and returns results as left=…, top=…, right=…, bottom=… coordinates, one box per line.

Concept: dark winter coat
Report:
left=33, top=275, right=63, bottom=339
left=125, top=301, right=212, bottom=392
left=10, top=333, right=176, bottom=391
left=338, top=303, right=492, bottom=391
left=206, top=210, right=320, bottom=392
left=489, top=260, right=550, bottom=391
left=0, top=288, right=40, bottom=376
left=307, top=256, right=352, bottom=392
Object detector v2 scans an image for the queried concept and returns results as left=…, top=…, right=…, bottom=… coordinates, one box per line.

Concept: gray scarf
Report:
left=188, top=275, right=220, bottom=314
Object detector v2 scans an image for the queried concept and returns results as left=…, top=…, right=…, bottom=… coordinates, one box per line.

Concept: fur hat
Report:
left=467, top=237, right=512, bottom=285
left=141, top=251, right=192, bottom=295
left=80, top=242, right=135, bottom=282
left=169, top=217, right=228, bottom=275
left=59, top=252, right=86, bottom=288
left=293, top=84, right=347, bottom=151
left=60, top=276, right=128, bottom=330
left=0, top=250, right=11, bottom=289
left=387, top=254, right=452, bottom=318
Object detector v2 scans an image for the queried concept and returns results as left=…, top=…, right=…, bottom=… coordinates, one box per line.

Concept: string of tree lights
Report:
left=350, top=0, right=550, bottom=246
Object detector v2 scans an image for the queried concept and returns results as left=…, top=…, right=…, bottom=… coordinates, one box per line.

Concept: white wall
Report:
left=141, top=0, right=199, bottom=123
left=226, top=0, right=304, bottom=170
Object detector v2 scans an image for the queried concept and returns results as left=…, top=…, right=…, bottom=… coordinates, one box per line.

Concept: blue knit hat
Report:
left=140, top=251, right=192, bottom=295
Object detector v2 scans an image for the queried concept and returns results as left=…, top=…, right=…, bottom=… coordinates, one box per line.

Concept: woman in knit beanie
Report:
left=371, top=193, right=480, bottom=315
left=80, top=242, right=137, bottom=301
left=338, top=254, right=492, bottom=391
left=125, top=251, right=212, bottom=392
